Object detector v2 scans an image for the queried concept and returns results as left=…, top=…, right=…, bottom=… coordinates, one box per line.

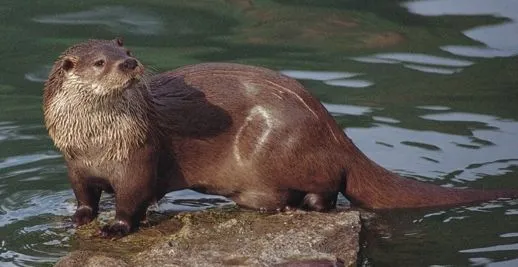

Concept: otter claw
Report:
left=73, top=206, right=96, bottom=226
left=100, top=220, right=131, bottom=238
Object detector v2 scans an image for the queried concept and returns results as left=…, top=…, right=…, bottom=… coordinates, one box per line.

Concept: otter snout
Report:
left=119, top=58, right=139, bottom=71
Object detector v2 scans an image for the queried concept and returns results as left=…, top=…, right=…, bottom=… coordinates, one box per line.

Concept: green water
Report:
left=1, top=0, right=517, bottom=266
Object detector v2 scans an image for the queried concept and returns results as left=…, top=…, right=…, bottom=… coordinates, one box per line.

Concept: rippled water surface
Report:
left=0, top=0, right=517, bottom=266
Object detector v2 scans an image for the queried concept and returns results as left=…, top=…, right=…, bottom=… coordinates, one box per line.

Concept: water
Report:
left=0, top=0, right=517, bottom=266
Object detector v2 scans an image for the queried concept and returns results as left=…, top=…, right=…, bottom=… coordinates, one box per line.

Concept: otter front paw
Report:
left=73, top=206, right=97, bottom=226
left=100, top=220, right=131, bottom=238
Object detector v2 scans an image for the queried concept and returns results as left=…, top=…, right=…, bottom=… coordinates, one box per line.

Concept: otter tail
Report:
left=340, top=142, right=518, bottom=210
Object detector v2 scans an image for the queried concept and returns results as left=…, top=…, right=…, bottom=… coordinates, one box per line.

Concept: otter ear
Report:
left=61, top=56, right=76, bottom=72
left=115, top=37, right=124, bottom=47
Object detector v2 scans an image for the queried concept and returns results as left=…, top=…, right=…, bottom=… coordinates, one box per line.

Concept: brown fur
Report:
left=43, top=39, right=518, bottom=236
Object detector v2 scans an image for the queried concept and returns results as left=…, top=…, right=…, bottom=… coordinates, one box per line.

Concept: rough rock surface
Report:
left=55, top=207, right=360, bottom=267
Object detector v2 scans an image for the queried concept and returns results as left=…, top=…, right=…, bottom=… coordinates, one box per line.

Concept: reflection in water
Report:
left=404, top=0, right=518, bottom=57
left=372, top=53, right=473, bottom=67
left=354, top=0, right=518, bottom=78
left=403, top=64, right=462, bottom=74
left=485, top=258, right=518, bottom=267
left=441, top=45, right=518, bottom=58
left=452, top=201, right=518, bottom=266
left=280, top=70, right=360, bottom=81
left=506, top=209, right=518, bottom=215
left=33, top=6, right=164, bottom=35
left=322, top=103, right=374, bottom=116
left=0, top=190, right=73, bottom=228
left=417, top=105, right=451, bottom=111
left=501, top=233, right=518, bottom=238
left=281, top=70, right=374, bottom=88
left=408, top=199, right=518, bottom=266
left=350, top=56, right=399, bottom=64
left=318, top=102, right=511, bottom=181
left=323, top=79, right=373, bottom=88
left=340, top=107, right=518, bottom=183
left=0, top=190, right=72, bottom=266
left=460, top=243, right=518, bottom=253
left=0, top=120, right=70, bottom=266
left=422, top=112, right=515, bottom=123
left=0, top=154, right=59, bottom=170
left=372, top=116, right=400, bottom=124
left=352, top=52, right=472, bottom=75
left=159, top=190, right=231, bottom=212
left=0, top=250, right=63, bottom=267
left=25, top=66, right=52, bottom=83
left=0, top=122, right=41, bottom=141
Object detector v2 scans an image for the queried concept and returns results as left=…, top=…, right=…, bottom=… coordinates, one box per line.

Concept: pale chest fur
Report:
left=44, top=87, right=151, bottom=163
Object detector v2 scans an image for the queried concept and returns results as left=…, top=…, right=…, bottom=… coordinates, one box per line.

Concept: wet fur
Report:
left=43, top=39, right=518, bottom=236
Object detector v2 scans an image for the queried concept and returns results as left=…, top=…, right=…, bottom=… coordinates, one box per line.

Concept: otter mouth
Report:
left=121, top=76, right=141, bottom=90
left=122, top=65, right=146, bottom=89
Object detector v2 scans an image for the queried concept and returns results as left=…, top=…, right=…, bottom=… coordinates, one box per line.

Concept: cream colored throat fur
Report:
left=44, top=78, right=151, bottom=163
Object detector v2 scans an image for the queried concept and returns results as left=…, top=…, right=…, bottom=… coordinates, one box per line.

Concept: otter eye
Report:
left=126, top=50, right=132, bottom=57
left=94, top=59, right=105, bottom=67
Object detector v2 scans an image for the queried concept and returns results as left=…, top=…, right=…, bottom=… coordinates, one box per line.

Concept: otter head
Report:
left=45, top=38, right=144, bottom=98
left=43, top=39, right=153, bottom=161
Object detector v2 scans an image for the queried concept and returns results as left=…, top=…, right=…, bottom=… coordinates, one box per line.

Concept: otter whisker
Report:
left=145, top=65, right=159, bottom=74
left=140, top=76, right=151, bottom=92
left=144, top=70, right=157, bottom=79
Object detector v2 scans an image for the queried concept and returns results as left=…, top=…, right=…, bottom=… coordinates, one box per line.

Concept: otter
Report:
left=43, top=39, right=518, bottom=237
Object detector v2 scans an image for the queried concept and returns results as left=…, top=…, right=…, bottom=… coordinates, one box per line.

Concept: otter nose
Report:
left=119, top=58, right=138, bottom=71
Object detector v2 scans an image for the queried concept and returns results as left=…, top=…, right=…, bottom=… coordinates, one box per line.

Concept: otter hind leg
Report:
left=230, top=189, right=338, bottom=212
left=302, top=192, right=338, bottom=212
left=230, top=189, right=305, bottom=212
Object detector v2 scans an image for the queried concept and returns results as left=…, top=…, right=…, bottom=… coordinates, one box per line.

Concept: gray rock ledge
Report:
left=55, top=207, right=360, bottom=267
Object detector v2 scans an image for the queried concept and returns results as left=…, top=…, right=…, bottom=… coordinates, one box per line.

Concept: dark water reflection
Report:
left=33, top=6, right=165, bottom=35
left=0, top=0, right=517, bottom=266
left=405, top=0, right=518, bottom=57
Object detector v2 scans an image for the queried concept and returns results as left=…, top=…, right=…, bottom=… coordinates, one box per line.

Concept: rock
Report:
left=55, top=207, right=360, bottom=267
left=55, top=251, right=130, bottom=267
